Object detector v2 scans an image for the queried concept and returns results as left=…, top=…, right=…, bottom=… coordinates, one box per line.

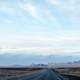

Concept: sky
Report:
left=0, top=0, right=80, bottom=56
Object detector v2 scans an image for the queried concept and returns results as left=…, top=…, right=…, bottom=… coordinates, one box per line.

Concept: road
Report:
left=7, top=69, right=69, bottom=80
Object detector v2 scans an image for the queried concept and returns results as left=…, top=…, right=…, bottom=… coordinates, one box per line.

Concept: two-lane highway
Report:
left=8, top=69, right=69, bottom=80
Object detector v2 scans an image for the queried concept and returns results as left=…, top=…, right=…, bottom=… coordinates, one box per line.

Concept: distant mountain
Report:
left=0, top=53, right=80, bottom=66
left=73, top=60, right=80, bottom=63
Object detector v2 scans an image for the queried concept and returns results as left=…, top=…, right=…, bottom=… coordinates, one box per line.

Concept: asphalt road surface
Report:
left=5, top=69, right=69, bottom=80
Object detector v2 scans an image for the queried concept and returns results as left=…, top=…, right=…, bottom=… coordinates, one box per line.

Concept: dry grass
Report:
left=56, top=67, right=80, bottom=77
left=0, top=68, right=43, bottom=78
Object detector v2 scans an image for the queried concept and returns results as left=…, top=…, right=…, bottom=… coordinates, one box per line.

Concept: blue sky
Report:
left=0, top=0, right=80, bottom=55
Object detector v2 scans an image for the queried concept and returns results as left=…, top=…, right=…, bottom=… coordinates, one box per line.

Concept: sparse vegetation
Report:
left=56, top=67, right=80, bottom=77
left=0, top=68, right=43, bottom=79
left=0, top=67, right=80, bottom=80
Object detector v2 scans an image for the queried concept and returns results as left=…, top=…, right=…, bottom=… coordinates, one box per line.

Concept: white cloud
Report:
left=26, top=3, right=38, bottom=18
left=47, top=0, right=80, bottom=20
left=0, top=35, right=80, bottom=55
left=19, top=3, right=38, bottom=18
left=47, top=0, right=61, bottom=6
left=0, top=46, right=80, bottom=55
left=19, top=1, right=60, bottom=23
left=18, top=0, right=64, bottom=30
